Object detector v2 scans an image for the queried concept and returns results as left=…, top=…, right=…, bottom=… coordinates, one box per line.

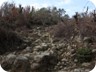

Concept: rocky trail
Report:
left=0, top=26, right=96, bottom=72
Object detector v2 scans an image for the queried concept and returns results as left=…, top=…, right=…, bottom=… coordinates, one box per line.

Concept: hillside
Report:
left=0, top=2, right=96, bottom=72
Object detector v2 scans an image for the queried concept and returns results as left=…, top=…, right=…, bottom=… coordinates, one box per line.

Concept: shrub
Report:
left=0, top=27, right=23, bottom=54
left=52, top=22, right=77, bottom=40
left=76, top=48, right=92, bottom=63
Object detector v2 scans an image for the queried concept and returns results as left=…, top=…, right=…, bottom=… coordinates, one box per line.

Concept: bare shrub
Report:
left=77, top=13, right=96, bottom=38
left=52, top=22, right=77, bottom=40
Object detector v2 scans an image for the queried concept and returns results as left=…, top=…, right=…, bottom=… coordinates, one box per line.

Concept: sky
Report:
left=0, top=0, right=95, bottom=17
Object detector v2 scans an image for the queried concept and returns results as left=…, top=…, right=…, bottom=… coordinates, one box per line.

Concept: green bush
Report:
left=76, top=48, right=92, bottom=63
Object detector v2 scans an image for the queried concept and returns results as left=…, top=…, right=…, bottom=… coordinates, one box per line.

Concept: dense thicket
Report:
left=0, top=2, right=70, bottom=29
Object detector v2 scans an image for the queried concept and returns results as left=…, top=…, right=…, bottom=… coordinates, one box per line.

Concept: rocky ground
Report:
left=0, top=26, right=96, bottom=72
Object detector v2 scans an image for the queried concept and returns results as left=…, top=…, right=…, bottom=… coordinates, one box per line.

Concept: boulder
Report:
left=11, top=56, right=31, bottom=72
left=1, top=54, right=16, bottom=71
left=37, top=55, right=58, bottom=72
